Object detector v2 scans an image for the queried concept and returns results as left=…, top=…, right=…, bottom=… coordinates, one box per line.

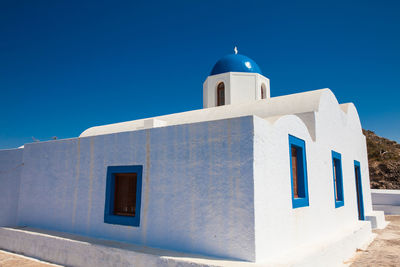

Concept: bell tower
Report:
left=203, top=49, right=270, bottom=108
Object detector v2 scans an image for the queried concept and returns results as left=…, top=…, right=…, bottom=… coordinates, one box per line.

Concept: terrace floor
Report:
left=0, top=249, right=61, bottom=267
left=348, top=215, right=400, bottom=266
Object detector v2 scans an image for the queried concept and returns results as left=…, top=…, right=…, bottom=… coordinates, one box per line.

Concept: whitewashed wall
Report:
left=252, top=90, right=373, bottom=262
left=0, top=148, right=23, bottom=227
left=16, top=116, right=256, bottom=261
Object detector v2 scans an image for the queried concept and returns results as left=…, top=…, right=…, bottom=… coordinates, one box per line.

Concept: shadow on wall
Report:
left=0, top=149, right=23, bottom=227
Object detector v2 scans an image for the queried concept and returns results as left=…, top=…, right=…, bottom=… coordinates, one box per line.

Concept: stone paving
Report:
left=0, top=250, right=62, bottom=267
left=349, top=215, right=400, bottom=266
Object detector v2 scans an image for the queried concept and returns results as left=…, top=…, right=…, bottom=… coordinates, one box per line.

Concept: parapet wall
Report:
left=371, top=189, right=400, bottom=215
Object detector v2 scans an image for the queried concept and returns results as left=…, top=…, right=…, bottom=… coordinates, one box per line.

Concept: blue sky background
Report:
left=1, top=0, right=399, bottom=149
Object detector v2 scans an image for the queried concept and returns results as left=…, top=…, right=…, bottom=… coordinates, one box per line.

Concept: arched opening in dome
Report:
left=261, top=83, right=267, bottom=99
left=217, top=82, right=225, bottom=106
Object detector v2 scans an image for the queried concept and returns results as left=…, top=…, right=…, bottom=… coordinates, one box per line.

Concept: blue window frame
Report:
left=332, top=151, right=344, bottom=208
left=289, top=135, right=309, bottom=209
left=104, top=165, right=143, bottom=227
left=354, top=160, right=365, bottom=220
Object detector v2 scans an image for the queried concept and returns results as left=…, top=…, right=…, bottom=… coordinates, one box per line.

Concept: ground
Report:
left=0, top=216, right=399, bottom=267
left=348, top=215, right=400, bottom=266
left=0, top=250, right=61, bottom=267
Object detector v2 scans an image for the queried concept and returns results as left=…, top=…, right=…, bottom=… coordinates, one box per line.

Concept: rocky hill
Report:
left=364, top=129, right=400, bottom=189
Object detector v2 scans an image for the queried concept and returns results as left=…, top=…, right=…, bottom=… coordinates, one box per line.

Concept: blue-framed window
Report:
left=332, top=151, right=344, bottom=208
left=354, top=160, right=365, bottom=220
left=104, top=165, right=143, bottom=227
left=289, top=135, right=309, bottom=209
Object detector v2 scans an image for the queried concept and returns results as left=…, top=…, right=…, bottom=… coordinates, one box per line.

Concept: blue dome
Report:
left=210, top=54, right=262, bottom=75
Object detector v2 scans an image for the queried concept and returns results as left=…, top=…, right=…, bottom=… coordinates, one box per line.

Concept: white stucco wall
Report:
left=252, top=89, right=373, bottom=262
left=230, top=73, right=257, bottom=105
left=0, top=148, right=23, bottom=227
left=315, top=91, right=373, bottom=217
left=16, top=116, right=256, bottom=261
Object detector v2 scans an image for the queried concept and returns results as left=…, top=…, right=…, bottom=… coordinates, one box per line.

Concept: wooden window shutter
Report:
left=114, top=173, right=137, bottom=217
left=291, top=146, right=299, bottom=198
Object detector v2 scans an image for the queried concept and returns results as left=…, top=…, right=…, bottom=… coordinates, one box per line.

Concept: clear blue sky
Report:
left=1, top=0, right=399, bottom=149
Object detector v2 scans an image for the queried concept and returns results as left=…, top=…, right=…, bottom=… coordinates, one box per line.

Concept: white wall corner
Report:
left=143, top=119, right=167, bottom=129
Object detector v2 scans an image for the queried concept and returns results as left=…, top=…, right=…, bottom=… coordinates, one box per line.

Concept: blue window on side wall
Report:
left=104, top=165, right=143, bottom=227
left=289, top=135, right=309, bottom=209
left=332, top=151, right=344, bottom=208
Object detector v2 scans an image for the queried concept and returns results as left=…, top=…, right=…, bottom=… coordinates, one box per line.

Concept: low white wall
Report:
left=0, top=148, right=23, bottom=227
left=0, top=222, right=373, bottom=267
left=0, top=227, right=243, bottom=267
left=371, top=189, right=400, bottom=215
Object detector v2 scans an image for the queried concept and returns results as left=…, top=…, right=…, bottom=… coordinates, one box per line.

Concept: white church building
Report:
left=0, top=51, right=388, bottom=266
